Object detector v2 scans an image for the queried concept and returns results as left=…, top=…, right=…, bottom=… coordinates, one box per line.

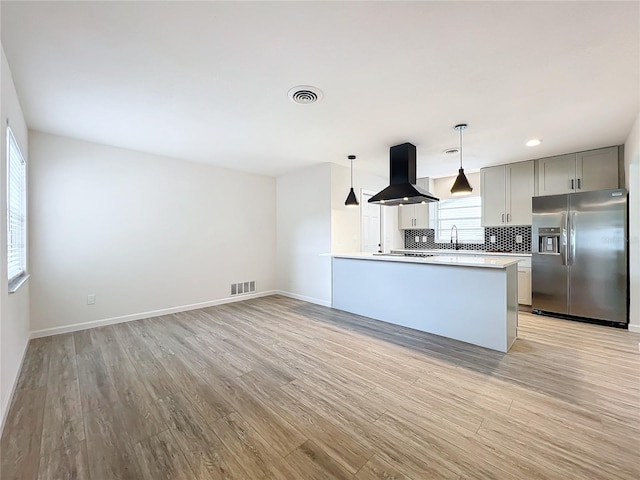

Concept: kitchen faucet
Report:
left=450, top=225, right=459, bottom=250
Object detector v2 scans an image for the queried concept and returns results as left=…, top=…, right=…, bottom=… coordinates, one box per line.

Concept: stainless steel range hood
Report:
left=368, top=143, right=439, bottom=205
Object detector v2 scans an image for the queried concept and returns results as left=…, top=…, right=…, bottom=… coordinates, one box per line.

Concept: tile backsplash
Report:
left=404, top=226, right=532, bottom=253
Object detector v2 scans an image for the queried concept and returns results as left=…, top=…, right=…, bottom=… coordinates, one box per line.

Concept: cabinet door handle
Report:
left=507, top=213, right=510, bottom=223
left=571, top=179, right=575, bottom=190
left=502, top=213, right=505, bottom=223
left=577, top=178, right=581, bottom=189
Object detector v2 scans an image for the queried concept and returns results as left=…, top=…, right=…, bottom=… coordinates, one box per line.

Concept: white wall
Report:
left=0, top=47, right=31, bottom=431
left=624, top=112, right=640, bottom=332
left=276, top=163, right=332, bottom=305
left=28, top=132, right=276, bottom=334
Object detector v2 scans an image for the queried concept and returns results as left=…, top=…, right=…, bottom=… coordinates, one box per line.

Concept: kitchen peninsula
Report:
left=332, top=253, right=520, bottom=352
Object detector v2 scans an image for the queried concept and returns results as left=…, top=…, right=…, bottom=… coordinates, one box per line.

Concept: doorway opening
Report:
left=361, top=190, right=382, bottom=253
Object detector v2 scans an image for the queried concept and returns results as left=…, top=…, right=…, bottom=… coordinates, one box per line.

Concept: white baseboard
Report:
left=275, top=290, right=331, bottom=307
left=628, top=324, right=640, bottom=333
left=29, top=290, right=278, bottom=339
left=0, top=337, right=30, bottom=436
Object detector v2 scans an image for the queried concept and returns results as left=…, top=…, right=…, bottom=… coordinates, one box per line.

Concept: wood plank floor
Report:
left=2, top=295, right=639, bottom=479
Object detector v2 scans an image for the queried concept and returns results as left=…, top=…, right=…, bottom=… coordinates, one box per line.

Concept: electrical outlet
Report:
left=490, top=235, right=496, bottom=244
left=515, top=234, right=523, bottom=244
left=415, top=236, right=420, bottom=243
left=87, top=294, right=96, bottom=305
left=422, top=236, right=427, bottom=242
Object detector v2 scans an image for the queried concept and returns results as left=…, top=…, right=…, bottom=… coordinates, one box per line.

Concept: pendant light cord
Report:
left=350, top=158, right=353, bottom=187
left=348, top=155, right=356, bottom=188
left=454, top=124, right=467, bottom=169
left=459, top=127, right=463, bottom=169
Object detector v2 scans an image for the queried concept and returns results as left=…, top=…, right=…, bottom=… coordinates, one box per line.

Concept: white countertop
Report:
left=391, top=249, right=531, bottom=257
left=332, top=252, right=521, bottom=269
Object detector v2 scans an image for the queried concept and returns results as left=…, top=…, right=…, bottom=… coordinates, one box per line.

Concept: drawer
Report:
left=518, top=257, right=531, bottom=268
left=503, top=256, right=531, bottom=269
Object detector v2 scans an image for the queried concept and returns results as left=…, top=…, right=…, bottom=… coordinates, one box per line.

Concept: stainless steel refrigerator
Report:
left=532, top=189, right=628, bottom=326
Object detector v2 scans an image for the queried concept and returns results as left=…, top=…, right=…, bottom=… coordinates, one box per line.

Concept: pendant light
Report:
left=345, top=155, right=359, bottom=207
left=450, top=123, right=473, bottom=196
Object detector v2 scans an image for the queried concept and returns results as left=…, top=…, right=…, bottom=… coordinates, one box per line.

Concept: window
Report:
left=7, top=126, right=27, bottom=288
left=433, top=196, right=484, bottom=243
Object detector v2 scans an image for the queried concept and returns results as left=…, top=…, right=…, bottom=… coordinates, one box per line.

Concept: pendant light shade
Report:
left=450, top=124, right=473, bottom=196
left=451, top=167, right=473, bottom=194
left=345, top=155, right=359, bottom=207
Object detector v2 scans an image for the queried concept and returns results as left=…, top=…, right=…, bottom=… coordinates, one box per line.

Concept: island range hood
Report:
left=368, top=143, right=439, bottom=205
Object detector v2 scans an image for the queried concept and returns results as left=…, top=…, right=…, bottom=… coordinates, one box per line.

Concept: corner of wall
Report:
left=0, top=45, right=32, bottom=433
left=276, top=163, right=332, bottom=304
left=625, top=112, right=640, bottom=329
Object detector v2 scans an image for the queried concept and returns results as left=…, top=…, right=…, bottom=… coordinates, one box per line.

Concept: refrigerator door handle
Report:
left=560, top=212, right=567, bottom=266
left=569, top=212, right=576, bottom=265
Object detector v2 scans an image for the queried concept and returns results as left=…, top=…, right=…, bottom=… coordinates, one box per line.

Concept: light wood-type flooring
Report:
left=2, top=295, right=639, bottom=479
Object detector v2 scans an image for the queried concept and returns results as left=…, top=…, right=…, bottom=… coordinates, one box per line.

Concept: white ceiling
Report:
left=2, top=1, right=639, bottom=179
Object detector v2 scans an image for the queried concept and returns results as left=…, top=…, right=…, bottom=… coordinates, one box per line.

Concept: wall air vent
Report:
left=288, top=85, right=323, bottom=105
left=230, top=280, right=256, bottom=296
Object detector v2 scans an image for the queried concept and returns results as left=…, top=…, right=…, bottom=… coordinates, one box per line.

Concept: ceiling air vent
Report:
left=288, top=85, right=323, bottom=105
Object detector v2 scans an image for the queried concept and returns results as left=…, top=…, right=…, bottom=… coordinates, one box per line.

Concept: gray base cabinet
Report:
left=518, top=266, right=532, bottom=305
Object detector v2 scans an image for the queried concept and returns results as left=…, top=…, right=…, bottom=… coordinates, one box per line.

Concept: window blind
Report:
left=7, top=127, right=26, bottom=284
left=434, top=196, right=484, bottom=243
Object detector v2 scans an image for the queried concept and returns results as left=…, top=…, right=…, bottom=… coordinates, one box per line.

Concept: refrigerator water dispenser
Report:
left=537, top=227, right=560, bottom=254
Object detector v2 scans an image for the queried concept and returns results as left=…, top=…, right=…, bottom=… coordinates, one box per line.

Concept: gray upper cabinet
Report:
left=507, top=161, right=536, bottom=225
left=398, top=177, right=430, bottom=230
left=577, top=147, right=619, bottom=192
left=537, top=147, right=619, bottom=196
left=537, top=153, right=576, bottom=195
left=481, top=161, right=534, bottom=227
left=398, top=203, right=429, bottom=229
left=481, top=165, right=506, bottom=227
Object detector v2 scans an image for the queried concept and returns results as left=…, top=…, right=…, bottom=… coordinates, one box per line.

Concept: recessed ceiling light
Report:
left=526, top=139, right=542, bottom=147
left=443, top=147, right=460, bottom=156
left=288, top=85, right=323, bottom=105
